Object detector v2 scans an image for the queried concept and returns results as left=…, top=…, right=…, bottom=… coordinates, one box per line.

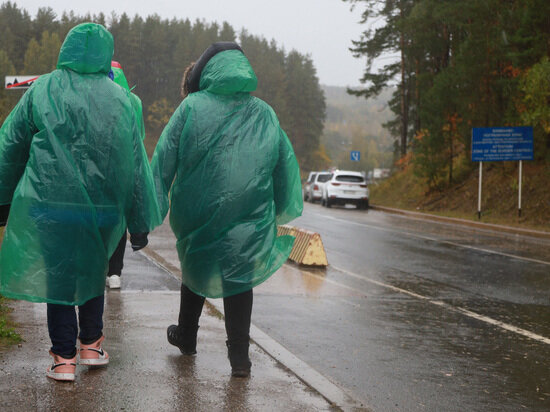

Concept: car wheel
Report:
left=326, top=198, right=332, bottom=208
left=304, top=192, right=308, bottom=202
left=321, top=197, right=326, bottom=207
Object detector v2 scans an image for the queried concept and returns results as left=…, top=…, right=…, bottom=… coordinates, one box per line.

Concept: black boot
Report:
left=227, top=341, right=251, bottom=377
left=167, top=325, right=199, bottom=355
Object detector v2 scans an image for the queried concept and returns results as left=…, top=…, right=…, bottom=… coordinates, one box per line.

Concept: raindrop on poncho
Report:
left=151, top=47, right=303, bottom=298
left=0, top=23, right=162, bottom=305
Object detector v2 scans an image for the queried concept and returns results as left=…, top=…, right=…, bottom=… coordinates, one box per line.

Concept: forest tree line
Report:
left=0, top=2, right=326, bottom=171
left=345, top=0, right=550, bottom=188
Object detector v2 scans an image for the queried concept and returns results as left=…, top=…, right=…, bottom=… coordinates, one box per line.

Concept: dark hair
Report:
left=181, top=62, right=195, bottom=99
left=185, top=42, right=243, bottom=94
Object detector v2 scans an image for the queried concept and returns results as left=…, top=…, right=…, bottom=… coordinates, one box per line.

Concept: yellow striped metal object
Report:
left=277, top=225, right=328, bottom=266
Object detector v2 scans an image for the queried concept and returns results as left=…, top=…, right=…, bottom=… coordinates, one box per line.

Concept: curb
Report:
left=138, top=249, right=368, bottom=411
left=370, top=205, right=550, bottom=240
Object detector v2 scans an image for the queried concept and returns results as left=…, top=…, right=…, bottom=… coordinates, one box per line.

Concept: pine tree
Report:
left=0, top=49, right=17, bottom=125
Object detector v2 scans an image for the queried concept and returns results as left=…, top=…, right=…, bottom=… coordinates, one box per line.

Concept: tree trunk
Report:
left=449, top=132, right=453, bottom=185
left=399, top=5, right=409, bottom=157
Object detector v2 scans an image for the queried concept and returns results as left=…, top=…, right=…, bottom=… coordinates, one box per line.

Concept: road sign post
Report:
left=518, top=160, right=523, bottom=217
left=472, top=127, right=533, bottom=219
left=477, top=161, right=483, bottom=220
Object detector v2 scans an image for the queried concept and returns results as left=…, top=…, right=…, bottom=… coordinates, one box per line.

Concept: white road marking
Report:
left=310, top=212, right=550, bottom=267
left=289, top=262, right=550, bottom=346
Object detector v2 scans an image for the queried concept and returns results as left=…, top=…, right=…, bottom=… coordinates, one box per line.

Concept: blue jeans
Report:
left=47, top=295, right=104, bottom=358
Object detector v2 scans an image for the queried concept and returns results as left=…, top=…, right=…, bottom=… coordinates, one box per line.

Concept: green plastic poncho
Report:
left=151, top=48, right=303, bottom=299
left=0, top=23, right=161, bottom=305
left=110, top=61, right=145, bottom=141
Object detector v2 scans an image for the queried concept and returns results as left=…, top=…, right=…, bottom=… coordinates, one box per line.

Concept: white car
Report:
left=303, top=172, right=317, bottom=202
left=304, top=171, right=332, bottom=203
left=321, top=170, right=369, bottom=209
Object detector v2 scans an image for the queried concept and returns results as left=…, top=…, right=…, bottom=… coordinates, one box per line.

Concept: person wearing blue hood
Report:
left=0, top=23, right=161, bottom=381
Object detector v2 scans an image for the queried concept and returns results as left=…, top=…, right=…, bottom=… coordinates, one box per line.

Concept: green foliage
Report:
left=23, top=31, right=61, bottom=73
left=146, top=98, right=175, bottom=143
left=346, top=0, right=550, bottom=188
left=0, top=317, right=21, bottom=343
left=0, top=3, right=326, bottom=172
left=281, top=51, right=326, bottom=171
left=0, top=50, right=17, bottom=125
left=519, top=57, right=550, bottom=158
left=0, top=297, right=22, bottom=345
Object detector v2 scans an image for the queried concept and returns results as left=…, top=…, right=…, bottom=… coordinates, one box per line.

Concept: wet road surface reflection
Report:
left=252, top=204, right=550, bottom=411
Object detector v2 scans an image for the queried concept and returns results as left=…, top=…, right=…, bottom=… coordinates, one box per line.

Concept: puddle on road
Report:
left=256, top=263, right=362, bottom=298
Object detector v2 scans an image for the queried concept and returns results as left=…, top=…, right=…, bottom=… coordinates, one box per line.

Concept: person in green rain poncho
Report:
left=105, top=60, right=148, bottom=290
left=151, top=42, right=303, bottom=377
left=0, top=23, right=161, bottom=381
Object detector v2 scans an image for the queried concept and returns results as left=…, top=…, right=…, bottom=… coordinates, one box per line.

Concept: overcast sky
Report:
left=18, top=0, right=369, bottom=87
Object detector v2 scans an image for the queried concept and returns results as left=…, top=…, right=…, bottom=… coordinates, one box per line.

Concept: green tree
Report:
left=283, top=51, right=326, bottom=171
left=0, top=2, right=32, bottom=70
left=240, top=31, right=288, bottom=119
left=343, top=0, right=417, bottom=158
left=0, top=50, right=17, bottom=125
left=23, top=31, right=61, bottom=74
left=146, top=98, right=175, bottom=145
left=519, top=57, right=550, bottom=158
left=32, top=7, right=58, bottom=40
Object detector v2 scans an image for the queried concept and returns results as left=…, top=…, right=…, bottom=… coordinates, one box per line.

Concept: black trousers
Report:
left=108, top=230, right=127, bottom=276
left=179, top=284, right=252, bottom=345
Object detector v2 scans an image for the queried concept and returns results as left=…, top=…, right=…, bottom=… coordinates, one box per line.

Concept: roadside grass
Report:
left=370, top=161, right=550, bottom=232
left=0, top=296, right=22, bottom=349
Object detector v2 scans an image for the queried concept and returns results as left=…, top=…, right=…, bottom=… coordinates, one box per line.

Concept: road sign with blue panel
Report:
left=350, top=151, right=360, bottom=161
left=472, top=127, right=533, bottom=161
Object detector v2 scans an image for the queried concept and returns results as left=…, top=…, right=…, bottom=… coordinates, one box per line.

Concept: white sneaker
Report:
left=107, top=275, right=121, bottom=289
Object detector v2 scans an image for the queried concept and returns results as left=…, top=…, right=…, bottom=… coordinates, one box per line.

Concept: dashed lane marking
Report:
left=287, top=262, right=550, bottom=346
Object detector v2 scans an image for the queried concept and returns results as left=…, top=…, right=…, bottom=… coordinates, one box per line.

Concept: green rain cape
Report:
left=110, top=61, right=145, bottom=141
left=0, top=23, right=161, bottom=305
left=151, top=46, right=303, bottom=299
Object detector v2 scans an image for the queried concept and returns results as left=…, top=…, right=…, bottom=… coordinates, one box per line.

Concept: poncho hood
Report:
left=57, top=23, right=113, bottom=74
left=111, top=61, right=130, bottom=90
left=199, top=49, right=258, bottom=94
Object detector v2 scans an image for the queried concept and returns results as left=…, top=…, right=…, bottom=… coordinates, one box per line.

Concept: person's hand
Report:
left=0, top=204, right=10, bottom=227
left=130, top=232, right=148, bottom=251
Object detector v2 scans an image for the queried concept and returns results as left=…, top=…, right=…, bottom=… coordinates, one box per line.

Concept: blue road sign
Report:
left=472, top=127, right=533, bottom=161
left=350, top=150, right=360, bottom=161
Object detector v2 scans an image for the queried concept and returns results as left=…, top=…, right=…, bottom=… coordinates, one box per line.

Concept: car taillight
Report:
left=360, top=184, right=367, bottom=188
left=331, top=183, right=340, bottom=186
left=313, top=185, right=319, bottom=190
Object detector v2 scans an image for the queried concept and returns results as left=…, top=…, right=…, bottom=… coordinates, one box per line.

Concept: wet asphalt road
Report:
left=252, top=203, right=550, bottom=412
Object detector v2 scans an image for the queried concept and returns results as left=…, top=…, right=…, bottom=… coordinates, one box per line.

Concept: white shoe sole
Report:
left=107, top=275, right=121, bottom=289
left=78, top=357, right=109, bottom=366
left=47, top=371, right=75, bottom=381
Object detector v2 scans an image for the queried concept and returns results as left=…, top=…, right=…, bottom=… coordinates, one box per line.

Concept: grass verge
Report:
left=0, top=227, right=23, bottom=349
left=370, top=161, right=550, bottom=233
left=0, top=296, right=22, bottom=349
